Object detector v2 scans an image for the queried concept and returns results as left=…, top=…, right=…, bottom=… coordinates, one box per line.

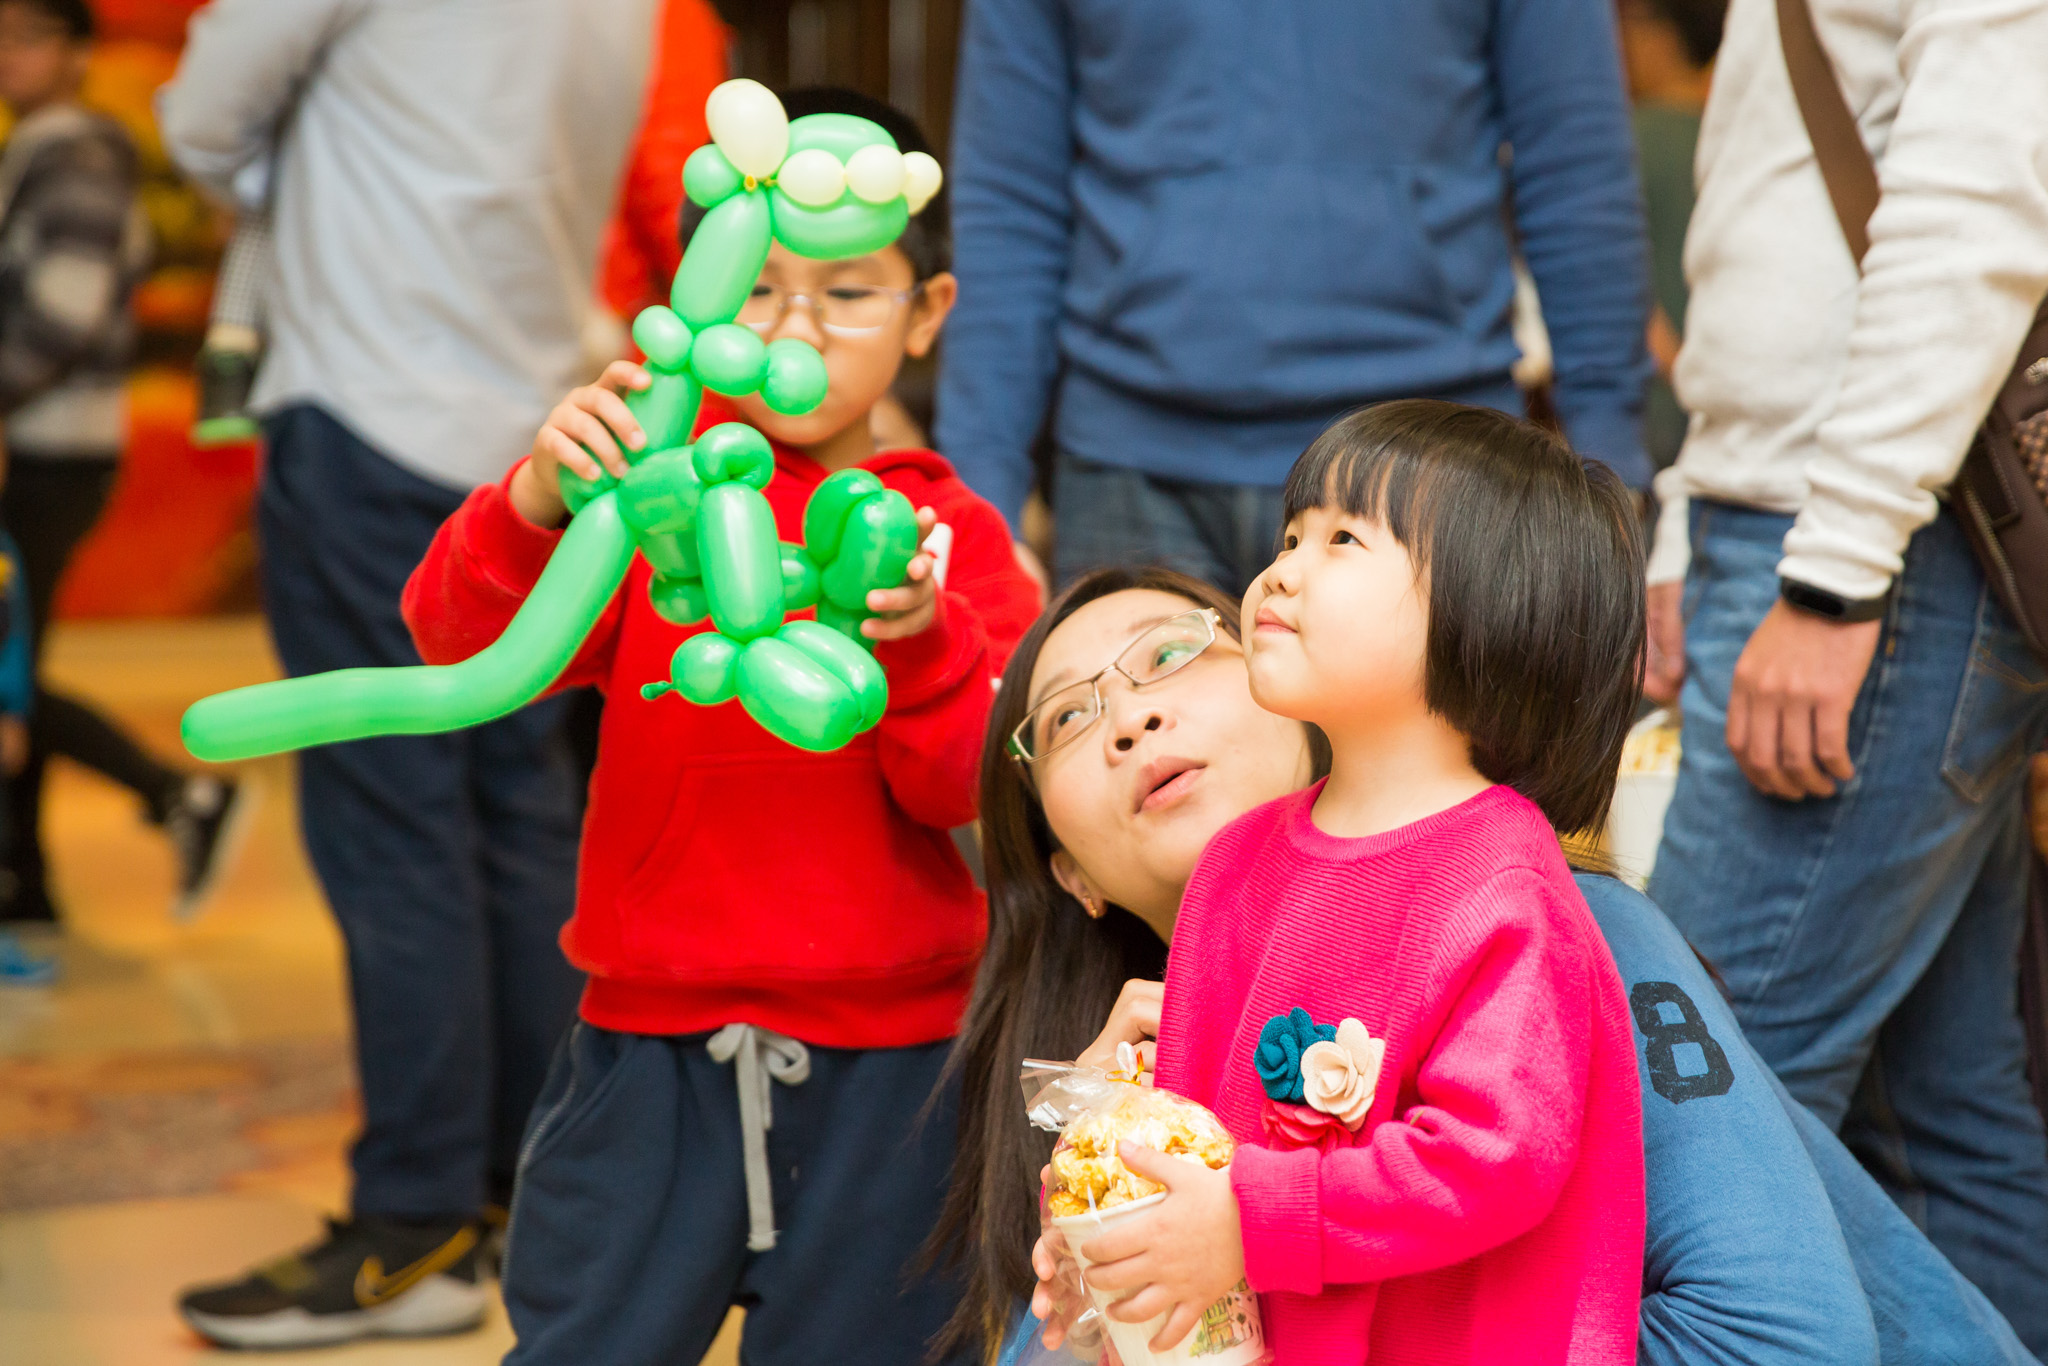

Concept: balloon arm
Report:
left=181, top=494, right=637, bottom=762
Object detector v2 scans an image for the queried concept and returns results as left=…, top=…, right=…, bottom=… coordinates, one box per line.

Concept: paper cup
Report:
left=1052, top=1193, right=1267, bottom=1366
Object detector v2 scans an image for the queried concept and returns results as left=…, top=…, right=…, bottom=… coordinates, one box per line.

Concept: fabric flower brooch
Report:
left=1254, top=1008, right=1385, bottom=1153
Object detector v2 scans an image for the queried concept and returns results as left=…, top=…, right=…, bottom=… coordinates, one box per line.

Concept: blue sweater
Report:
left=937, top=0, right=1655, bottom=531
left=1579, top=875, right=2032, bottom=1366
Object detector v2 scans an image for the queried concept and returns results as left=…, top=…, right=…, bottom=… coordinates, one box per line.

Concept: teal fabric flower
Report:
left=1255, top=1008, right=1336, bottom=1104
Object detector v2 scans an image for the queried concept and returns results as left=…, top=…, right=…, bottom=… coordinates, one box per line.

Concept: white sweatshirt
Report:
left=1646, top=0, right=2048, bottom=596
left=160, top=0, right=654, bottom=490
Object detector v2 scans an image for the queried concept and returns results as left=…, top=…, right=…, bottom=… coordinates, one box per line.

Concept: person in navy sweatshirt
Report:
left=937, top=0, right=1654, bottom=594
left=404, top=90, right=1042, bottom=1366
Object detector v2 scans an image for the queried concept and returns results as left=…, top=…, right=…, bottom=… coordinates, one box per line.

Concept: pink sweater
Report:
left=1155, top=783, right=1644, bottom=1365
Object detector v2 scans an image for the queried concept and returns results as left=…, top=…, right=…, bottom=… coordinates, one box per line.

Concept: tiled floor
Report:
left=0, top=618, right=740, bottom=1366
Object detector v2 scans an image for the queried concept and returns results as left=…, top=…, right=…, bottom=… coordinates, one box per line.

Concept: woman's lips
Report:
left=1136, top=760, right=1205, bottom=813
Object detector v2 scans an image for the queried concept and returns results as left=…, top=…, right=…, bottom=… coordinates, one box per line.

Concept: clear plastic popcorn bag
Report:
left=1022, top=1053, right=1268, bottom=1366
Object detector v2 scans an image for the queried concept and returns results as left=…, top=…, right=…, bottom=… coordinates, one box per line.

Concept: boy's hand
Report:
left=510, top=361, right=651, bottom=527
left=1083, top=1144, right=1247, bottom=1352
left=0, top=716, right=25, bottom=775
left=862, top=506, right=942, bottom=642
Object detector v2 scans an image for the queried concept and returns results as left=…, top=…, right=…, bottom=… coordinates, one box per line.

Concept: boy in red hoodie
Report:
left=402, top=90, right=1040, bottom=1366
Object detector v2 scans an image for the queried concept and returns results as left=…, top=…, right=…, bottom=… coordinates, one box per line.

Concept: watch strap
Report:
left=1780, top=577, right=1890, bottom=623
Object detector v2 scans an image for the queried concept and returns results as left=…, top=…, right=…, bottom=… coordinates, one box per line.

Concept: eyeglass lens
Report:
left=737, top=284, right=907, bottom=334
left=1017, top=612, right=1215, bottom=760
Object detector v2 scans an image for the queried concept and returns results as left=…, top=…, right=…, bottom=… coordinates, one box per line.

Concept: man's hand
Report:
left=1727, top=600, right=1881, bottom=800
left=509, top=360, right=651, bottom=527
left=1082, top=1144, right=1247, bottom=1352
left=863, top=507, right=943, bottom=642
left=1077, top=979, right=1163, bottom=1076
left=1644, top=580, right=1686, bottom=705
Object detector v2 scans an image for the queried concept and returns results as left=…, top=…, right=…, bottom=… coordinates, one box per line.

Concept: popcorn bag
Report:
left=1023, top=1057, right=1269, bottom=1366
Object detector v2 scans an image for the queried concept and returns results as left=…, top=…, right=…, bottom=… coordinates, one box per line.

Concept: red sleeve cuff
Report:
left=1231, top=1143, right=1326, bottom=1295
left=463, top=460, right=567, bottom=596
left=872, top=589, right=987, bottom=709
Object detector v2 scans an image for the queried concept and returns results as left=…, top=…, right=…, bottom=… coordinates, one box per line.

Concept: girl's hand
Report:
left=1081, top=1143, right=1247, bottom=1352
left=863, top=506, right=941, bottom=642
left=510, top=361, right=651, bottom=527
left=1077, top=979, right=1164, bottom=1075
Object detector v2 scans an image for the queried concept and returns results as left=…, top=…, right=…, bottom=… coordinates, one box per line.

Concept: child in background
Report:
left=1039, top=401, right=1646, bottom=1363
left=0, top=0, right=242, bottom=926
left=402, top=88, right=1040, bottom=1366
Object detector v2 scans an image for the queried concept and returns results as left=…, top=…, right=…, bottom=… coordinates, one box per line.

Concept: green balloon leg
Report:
left=182, top=495, right=638, bottom=762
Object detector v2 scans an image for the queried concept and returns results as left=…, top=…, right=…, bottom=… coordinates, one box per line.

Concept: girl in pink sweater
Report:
left=1034, top=401, right=1648, bottom=1364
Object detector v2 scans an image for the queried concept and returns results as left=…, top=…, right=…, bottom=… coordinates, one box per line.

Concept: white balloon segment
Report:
left=705, top=79, right=788, bottom=180
left=699, top=80, right=943, bottom=215
left=845, top=144, right=908, bottom=204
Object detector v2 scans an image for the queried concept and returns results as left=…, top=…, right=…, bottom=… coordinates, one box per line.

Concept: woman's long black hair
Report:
left=923, top=566, right=1323, bottom=1358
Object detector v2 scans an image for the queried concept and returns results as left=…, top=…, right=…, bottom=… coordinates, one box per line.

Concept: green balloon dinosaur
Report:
left=181, top=82, right=940, bottom=762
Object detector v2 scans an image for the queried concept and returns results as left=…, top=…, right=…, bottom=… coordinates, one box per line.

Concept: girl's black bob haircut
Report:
left=1280, top=399, right=1646, bottom=837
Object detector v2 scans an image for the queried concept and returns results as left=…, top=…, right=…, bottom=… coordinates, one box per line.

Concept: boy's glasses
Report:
left=738, top=283, right=923, bottom=337
left=1008, top=610, right=1222, bottom=765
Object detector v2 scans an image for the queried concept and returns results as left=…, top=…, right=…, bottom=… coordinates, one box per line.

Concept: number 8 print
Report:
left=1628, top=981, right=1735, bottom=1104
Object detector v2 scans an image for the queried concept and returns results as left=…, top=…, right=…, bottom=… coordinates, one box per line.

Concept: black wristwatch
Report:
left=1779, top=577, right=1890, bottom=623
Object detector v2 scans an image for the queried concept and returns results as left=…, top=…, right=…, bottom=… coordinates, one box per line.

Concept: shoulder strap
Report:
left=1775, top=0, right=1880, bottom=266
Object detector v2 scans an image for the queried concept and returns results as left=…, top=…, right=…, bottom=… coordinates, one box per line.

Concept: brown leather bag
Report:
left=1777, top=0, right=2048, bottom=661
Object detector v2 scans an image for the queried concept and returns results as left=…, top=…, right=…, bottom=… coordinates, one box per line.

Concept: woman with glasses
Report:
left=926, top=566, right=2031, bottom=1366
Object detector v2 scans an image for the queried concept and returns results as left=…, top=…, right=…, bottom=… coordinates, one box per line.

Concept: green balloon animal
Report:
left=181, top=80, right=942, bottom=762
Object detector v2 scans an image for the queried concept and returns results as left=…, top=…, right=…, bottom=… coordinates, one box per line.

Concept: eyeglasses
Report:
left=1008, top=609, right=1222, bottom=764
left=738, top=282, right=923, bottom=336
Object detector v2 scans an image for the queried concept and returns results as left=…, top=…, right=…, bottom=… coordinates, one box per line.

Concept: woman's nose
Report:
left=1101, top=678, right=1166, bottom=754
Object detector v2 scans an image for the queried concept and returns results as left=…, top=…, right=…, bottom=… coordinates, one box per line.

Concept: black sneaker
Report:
left=178, top=1216, right=487, bottom=1349
left=192, top=347, right=262, bottom=446
left=165, top=774, right=252, bottom=922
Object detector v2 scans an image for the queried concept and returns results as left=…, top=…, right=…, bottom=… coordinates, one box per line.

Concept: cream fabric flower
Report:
left=1300, top=1018, right=1385, bottom=1131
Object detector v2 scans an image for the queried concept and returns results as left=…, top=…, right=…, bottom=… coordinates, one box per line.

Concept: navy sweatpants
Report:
left=503, top=1023, right=972, bottom=1366
left=258, top=404, right=585, bottom=1218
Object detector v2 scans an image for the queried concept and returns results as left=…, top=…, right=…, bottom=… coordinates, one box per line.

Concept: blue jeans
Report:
left=1049, top=380, right=1526, bottom=597
left=1650, top=500, right=2048, bottom=1353
left=1051, top=453, right=1287, bottom=598
left=258, top=405, right=585, bottom=1219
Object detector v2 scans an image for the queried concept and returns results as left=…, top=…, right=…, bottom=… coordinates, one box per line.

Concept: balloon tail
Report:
left=181, top=495, right=637, bottom=762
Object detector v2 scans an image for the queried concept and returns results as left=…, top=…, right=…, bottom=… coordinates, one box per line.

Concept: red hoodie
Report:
left=402, top=406, right=1041, bottom=1047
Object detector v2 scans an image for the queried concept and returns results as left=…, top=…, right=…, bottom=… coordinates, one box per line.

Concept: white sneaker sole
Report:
left=181, top=1272, right=487, bottom=1349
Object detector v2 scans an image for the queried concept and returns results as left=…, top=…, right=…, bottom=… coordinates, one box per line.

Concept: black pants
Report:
left=1, top=456, right=186, bottom=912
left=503, top=1025, right=972, bottom=1366
left=258, top=405, right=584, bottom=1217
